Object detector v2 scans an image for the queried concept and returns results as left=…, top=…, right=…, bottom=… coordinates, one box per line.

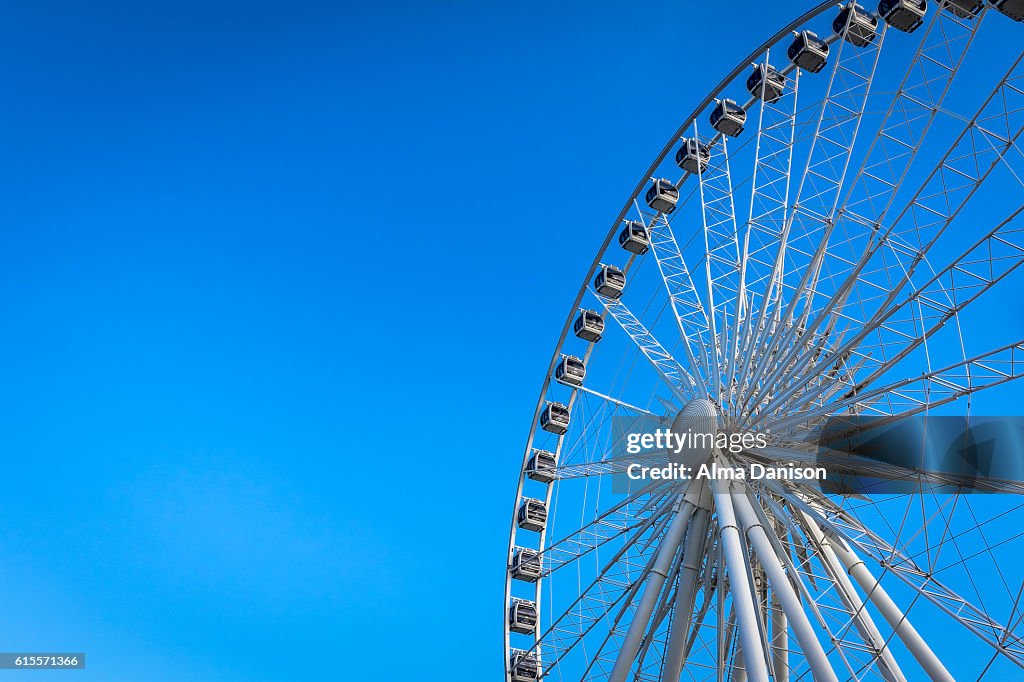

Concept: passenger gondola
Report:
left=834, top=3, right=878, bottom=46
left=645, top=178, right=679, bottom=213
left=788, top=30, right=829, bottom=72
left=510, top=650, right=540, bottom=681
left=526, top=449, right=558, bottom=483
left=554, top=355, right=586, bottom=386
left=944, top=0, right=983, bottom=17
left=989, top=0, right=1024, bottom=21
left=746, top=63, right=786, bottom=103
left=595, top=264, right=626, bottom=299
left=879, top=0, right=927, bottom=32
left=710, top=99, right=747, bottom=137
left=517, top=498, right=548, bottom=532
left=675, top=137, right=711, bottom=174
left=509, top=599, right=539, bottom=634
left=618, top=220, right=650, bottom=254
left=573, top=309, right=605, bottom=342
left=510, top=547, right=542, bottom=582
left=540, top=402, right=570, bottom=434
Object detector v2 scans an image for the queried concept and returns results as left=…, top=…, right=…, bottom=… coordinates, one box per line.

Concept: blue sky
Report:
left=0, top=1, right=1020, bottom=680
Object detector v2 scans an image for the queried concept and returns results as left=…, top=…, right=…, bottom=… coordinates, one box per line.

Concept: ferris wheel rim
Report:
left=505, top=0, right=841, bottom=552
left=505, top=1, right=1024, bottom=680
left=504, top=1, right=851, bottom=671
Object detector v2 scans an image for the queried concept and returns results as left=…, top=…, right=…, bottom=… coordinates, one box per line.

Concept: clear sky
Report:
left=0, top=1, right=1020, bottom=680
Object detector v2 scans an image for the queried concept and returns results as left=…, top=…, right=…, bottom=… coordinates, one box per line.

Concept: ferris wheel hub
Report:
left=670, top=398, right=720, bottom=464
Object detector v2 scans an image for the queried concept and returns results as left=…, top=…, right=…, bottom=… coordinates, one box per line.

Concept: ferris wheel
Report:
left=504, top=1, right=1024, bottom=680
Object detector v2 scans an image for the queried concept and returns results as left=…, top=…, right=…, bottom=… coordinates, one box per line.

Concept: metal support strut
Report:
left=711, top=474, right=770, bottom=682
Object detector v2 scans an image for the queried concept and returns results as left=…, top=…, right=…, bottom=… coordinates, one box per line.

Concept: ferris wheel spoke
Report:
left=908, top=492, right=1013, bottom=623
left=545, top=572, right=649, bottom=679
left=540, top=483, right=674, bottom=575
left=845, top=225, right=1024, bottom=386
left=694, top=125, right=742, bottom=404
left=595, top=290, right=698, bottom=402
left=931, top=497, right=1024, bottom=578
left=778, top=51, right=1024, bottom=394
left=758, top=203, right=1024, bottom=422
left=740, top=217, right=857, bottom=416
left=554, top=390, right=628, bottom=469
left=835, top=486, right=1024, bottom=578
left=573, top=383, right=659, bottom=418
left=553, top=384, right=668, bottom=475
left=837, top=5, right=986, bottom=229
left=642, top=209, right=715, bottom=393
left=769, top=339, right=1024, bottom=434
left=795, top=508, right=956, bottom=682
left=537, top=495, right=678, bottom=676
left=574, top=529, right=682, bottom=681
left=551, top=453, right=672, bottom=481
left=779, top=494, right=949, bottom=679
left=742, top=19, right=887, bottom=403
left=778, top=485, right=1024, bottom=669
left=735, top=54, right=802, bottom=412
left=769, top=7, right=991, bottom=407
left=788, top=17, right=885, bottom=218
left=834, top=514, right=1024, bottom=671
left=884, top=47, right=1024, bottom=251
left=792, top=207, right=1024, bottom=418
left=802, top=517, right=908, bottom=682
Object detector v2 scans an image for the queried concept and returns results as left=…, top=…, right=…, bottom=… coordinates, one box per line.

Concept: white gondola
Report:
left=594, top=264, right=626, bottom=299
left=989, top=0, right=1024, bottom=21
left=554, top=355, right=586, bottom=386
left=675, top=137, right=711, bottom=174
left=526, top=449, right=558, bottom=483
left=517, top=498, right=548, bottom=532
left=509, top=599, right=539, bottom=634
left=573, top=309, right=605, bottom=342
left=944, top=0, right=983, bottom=17
left=788, top=30, right=829, bottom=72
left=509, top=650, right=540, bottom=681
left=834, top=3, right=878, bottom=46
left=746, top=63, right=786, bottom=103
left=710, top=99, right=747, bottom=137
left=510, top=547, right=543, bottom=582
left=645, top=178, right=679, bottom=213
left=540, top=401, right=570, bottom=434
left=618, top=220, right=650, bottom=254
left=879, top=0, right=927, bottom=31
